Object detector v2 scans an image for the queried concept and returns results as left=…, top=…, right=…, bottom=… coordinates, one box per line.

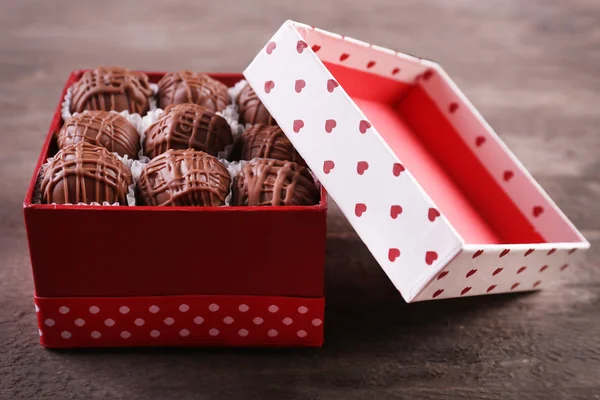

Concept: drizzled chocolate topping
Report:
left=41, top=142, right=132, bottom=204
left=157, top=71, right=229, bottom=111
left=144, top=104, right=233, bottom=159
left=58, top=111, right=141, bottom=159
left=138, top=149, right=231, bottom=206
left=232, top=159, right=319, bottom=206
left=70, top=66, right=153, bottom=115
left=237, top=84, right=276, bottom=126
left=231, top=124, right=305, bottom=166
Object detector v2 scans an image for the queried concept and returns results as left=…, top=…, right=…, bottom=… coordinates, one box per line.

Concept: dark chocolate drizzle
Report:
left=157, top=71, right=229, bottom=112
left=237, top=84, right=277, bottom=126
left=231, top=124, right=305, bottom=166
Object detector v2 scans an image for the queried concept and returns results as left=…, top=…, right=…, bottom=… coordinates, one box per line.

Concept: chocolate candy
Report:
left=231, top=124, right=305, bottom=166
left=41, top=142, right=132, bottom=204
left=70, top=66, right=153, bottom=115
left=144, top=104, right=233, bottom=159
left=157, top=71, right=229, bottom=111
left=58, top=111, right=141, bottom=159
left=138, top=149, right=231, bottom=206
left=237, top=84, right=276, bottom=126
left=232, top=159, right=319, bottom=206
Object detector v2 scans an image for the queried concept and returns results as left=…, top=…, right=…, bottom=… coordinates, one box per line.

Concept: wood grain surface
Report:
left=1, top=0, right=599, bottom=399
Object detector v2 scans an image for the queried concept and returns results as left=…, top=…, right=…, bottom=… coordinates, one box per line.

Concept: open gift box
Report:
left=24, top=20, right=589, bottom=348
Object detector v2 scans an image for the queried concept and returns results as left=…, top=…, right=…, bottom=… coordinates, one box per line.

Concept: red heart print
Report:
left=264, top=80, right=275, bottom=94
left=340, top=53, right=350, bottom=61
left=475, top=136, right=486, bottom=147
left=390, top=205, right=403, bottom=219
left=461, top=287, right=472, bottom=295
left=355, top=203, right=367, bottom=217
left=487, top=285, right=497, bottom=293
left=533, top=281, right=542, bottom=288
left=428, top=208, right=440, bottom=222
left=266, top=41, right=276, bottom=54
left=547, top=248, right=556, bottom=256
left=437, top=271, right=449, bottom=280
left=525, top=249, right=534, bottom=257
left=493, top=268, right=503, bottom=276
left=472, top=249, right=484, bottom=258
left=327, top=79, right=339, bottom=93
left=323, top=160, right=335, bottom=174
left=311, top=44, right=321, bottom=53
left=295, top=79, right=306, bottom=93
left=503, top=170, right=514, bottom=182
left=296, top=40, right=308, bottom=53
left=539, top=265, right=548, bottom=273
left=533, top=206, right=544, bottom=217
left=392, top=67, right=401, bottom=75
left=357, top=161, right=369, bottom=175
left=388, top=248, right=400, bottom=262
left=560, top=264, right=569, bottom=271
left=422, top=70, right=434, bottom=80
left=466, top=269, right=477, bottom=278
left=392, top=163, right=405, bottom=177
left=293, top=119, right=304, bottom=133
left=359, top=120, right=371, bottom=134
left=500, top=249, right=510, bottom=258
left=432, top=289, right=444, bottom=298
left=449, top=103, right=459, bottom=113
left=367, top=61, right=376, bottom=68
left=517, top=266, right=527, bottom=274
left=325, top=119, right=337, bottom=133
left=511, top=283, right=520, bottom=290
left=568, top=248, right=577, bottom=255
left=425, top=251, right=438, bottom=265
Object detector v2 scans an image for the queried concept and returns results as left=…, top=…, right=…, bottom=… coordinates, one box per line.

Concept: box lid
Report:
left=243, top=20, right=589, bottom=302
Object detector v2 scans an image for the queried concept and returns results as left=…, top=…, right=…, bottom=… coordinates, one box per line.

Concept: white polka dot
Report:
left=149, top=305, right=160, bottom=313
left=209, top=328, right=219, bottom=336
left=297, top=330, right=307, bottom=338
left=179, top=329, right=190, bottom=337
left=44, top=318, right=55, bottom=327
left=59, top=306, right=70, bottom=314
left=90, top=331, right=101, bottom=339
left=253, top=317, right=264, bottom=325
left=35, top=304, right=40, bottom=313
left=311, top=318, right=322, bottom=327
left=104, top=319, right=115, bottom=327
left=61, top=331, right=72, bottom=339
left=298, top=306, right=309, bottom=314
left=223, top=316, right=234, bottom=325
left=74, top=318, right=85, bottom=327
left=38, top=329, right=43, bottom=337
left=119, top=306, right=130, bottom=314
left=268, top=305, right=279, bottom=313
left=120, top=331, right=131, bottom=339
left=238, top=304, right=249, bottom=312
left=134, top=318, right=145, bottom=326
left=209, top=303, right=219, bottom=312
left=267, top=329, right=278, bottom=337
left=238, top=329, right=249, bottom=337
left=282, top=317, right=293, bottom=326
left=164, top=317, right=175, bottom=325
left=89, top=306, right=100, bottom=314
left=150, top=330, right=160, bottom=338
left=193, top=316, right=204, bottom=325
left=179, top=304, right=190, bottom=312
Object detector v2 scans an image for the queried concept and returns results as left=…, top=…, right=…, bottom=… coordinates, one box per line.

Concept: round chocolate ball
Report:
left=70, top=66, right=153, bottom=115
left=138, top=149, right=231, bottom=206
left=237, top=84, right=276, bottom=126
left=144, top=104, right=233, bottom=159
left=58, top=111, right=141, bottom=159
left=232, top=159, right=319, bottom=206
left=41, top=142, right=132, bottom=205
left=157, top=71, right=229, bottom=112
left=231, top=124, right=305, bottom=166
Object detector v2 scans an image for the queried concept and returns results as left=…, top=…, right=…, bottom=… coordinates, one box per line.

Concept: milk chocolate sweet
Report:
left=144, top=104, right=233, bottom=159
left=58, top=111, right=141, bottom=159
left=157, top=71, right=229, bottom=111
left=231, top=124, right=305, bottom=166
left=232, top=159, right=319, bottom=206
left=41, top=142, right=132, bottom=205
left=70, top=66, right=153, bottom=115
left=237, top=84, right=276, bottom=125
left=138, top=149, right=231, bottom=206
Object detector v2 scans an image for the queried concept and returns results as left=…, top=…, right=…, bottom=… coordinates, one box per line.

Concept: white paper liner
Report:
left=218, top=159, right=248, bottom=206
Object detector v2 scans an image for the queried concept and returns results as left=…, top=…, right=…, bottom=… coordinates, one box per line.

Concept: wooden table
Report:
left=1, top=1, right=598, bottom=398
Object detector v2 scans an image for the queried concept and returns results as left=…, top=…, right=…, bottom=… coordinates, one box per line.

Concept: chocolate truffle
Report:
left=41, top=142, right=132, bottom=204
left=237, top=84, right=276, bottom=126
left=70, top=66, right=153, bottom=115
left=232, top=159, right=319, bottom=206
left=157, top=71, right=229, bottom=111
left=138, top=149, right=231, bottom=206
left=231, top=124, right=305, bottom=166
left=144, top=104, right=233, bottom=159
left=58, top=111, right=141, bottom=159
